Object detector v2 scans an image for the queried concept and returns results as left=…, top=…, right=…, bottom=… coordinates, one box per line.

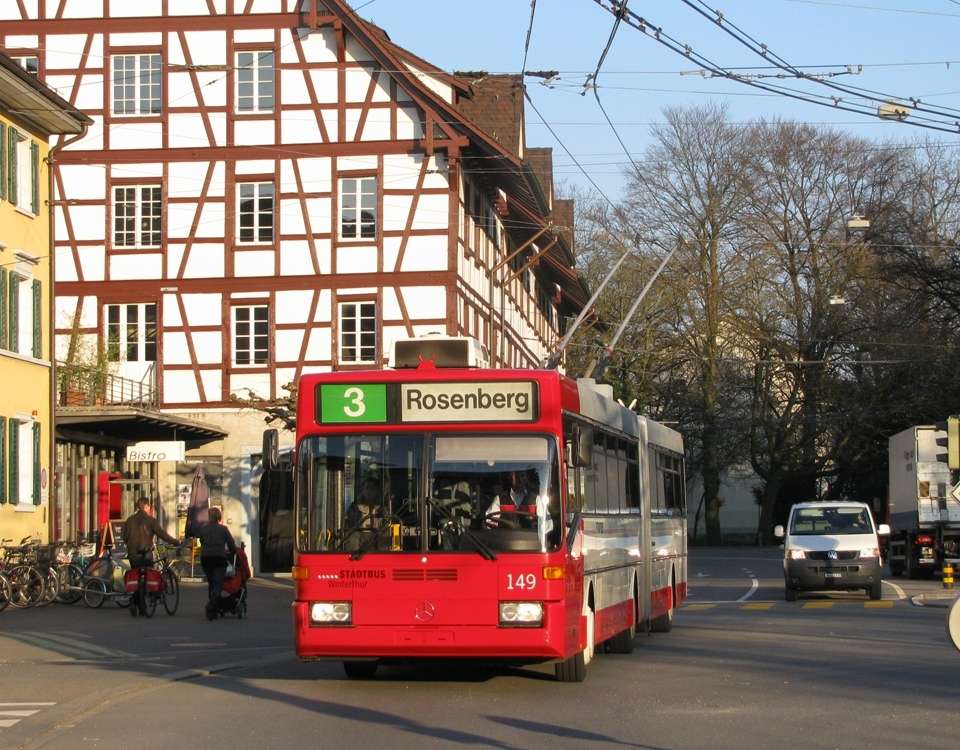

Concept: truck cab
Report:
left=775, top=501, right=890, bottom=602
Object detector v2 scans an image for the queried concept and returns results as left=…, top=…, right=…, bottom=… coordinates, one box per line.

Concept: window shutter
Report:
left=32, top=279, right=41, bottom=358
left=0, top=415, right=6, bottom=504
left=32, top=421, right=40, bottom=505
left=7, top=127, right=17, bottom=206
left=0, top=267, right=6, bottom=351
left=9, top=274, right=19, bottom=353
left=30, top=140, right=39, bottom=215
left=0, top=123, right=6, bottom=202
left=8, top=419, right=18, bottom=505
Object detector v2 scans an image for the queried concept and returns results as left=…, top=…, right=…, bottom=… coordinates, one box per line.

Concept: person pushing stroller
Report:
left=194, top=507, right=237, bottom=621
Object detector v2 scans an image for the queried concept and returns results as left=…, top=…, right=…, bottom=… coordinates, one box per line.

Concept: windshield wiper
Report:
left=426, top=498, right=497, bottom=561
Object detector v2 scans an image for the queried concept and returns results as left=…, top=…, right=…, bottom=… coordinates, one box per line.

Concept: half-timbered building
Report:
left=2, top=0, right=587, bottom=568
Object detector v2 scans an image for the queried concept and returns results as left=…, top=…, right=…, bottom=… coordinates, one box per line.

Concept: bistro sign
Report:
left=126, top=441, right=186, bottom=462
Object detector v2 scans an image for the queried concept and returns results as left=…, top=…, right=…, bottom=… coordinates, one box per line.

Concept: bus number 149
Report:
left=506, top=573, right=537, bottom=591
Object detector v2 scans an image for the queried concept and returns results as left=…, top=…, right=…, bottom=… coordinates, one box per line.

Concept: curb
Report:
left=910, top=593, right=959, bottom=608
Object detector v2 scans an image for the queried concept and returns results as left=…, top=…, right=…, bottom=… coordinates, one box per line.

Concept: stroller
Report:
left=214, top=543, right=251, bottom=619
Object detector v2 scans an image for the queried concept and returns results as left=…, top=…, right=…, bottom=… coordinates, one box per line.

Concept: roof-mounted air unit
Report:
left=391, top=334, right=491, bottom=369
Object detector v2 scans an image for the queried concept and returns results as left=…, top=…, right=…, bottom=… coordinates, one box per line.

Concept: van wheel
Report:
left=343, top=661, right=378, bottom=680
left=785, top=586, right=798, bottom=602
left=869, top=582, right=882, bottom=601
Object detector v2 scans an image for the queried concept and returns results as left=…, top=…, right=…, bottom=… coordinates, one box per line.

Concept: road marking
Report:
left=802, top=601, right=834, bottom=609
left=0, top=703, right=56, bottom=707
left=170, top=642, right=227, bottom=648
left=741, top=603, right=773, bottom=611
left=882, top=580, right=907, bottom=600
left=0, top=703, right=55, bottom=730
left=864, top=600, right=894, bottom=608
left=737, top=575, right=760, bottom=602
left=0, top=711, right=40, bottom=717
left=685, top=603, right=716, bottom=610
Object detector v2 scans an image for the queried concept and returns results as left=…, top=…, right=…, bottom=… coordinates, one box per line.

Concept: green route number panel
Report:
left=319, top=384, right=388, bottom=424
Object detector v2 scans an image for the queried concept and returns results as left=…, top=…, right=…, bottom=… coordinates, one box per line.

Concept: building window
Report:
left=113, top=186, right=162, bottom=248
left=232, top=305, right=269, bottom=365
left=237, top=182, right=274, bottom=244
left=3, top=127, right=39, bottom=215
left=3, top=418, right=40, bottom=506
left=2, top=273, right=40, bottom=358
left=112, top=54, right=162, bottom=116
left=339, top=177, right=377, bottom=240
left=338, top=301, right=376, bottom=364
left=236, top=51, right=274, bottom=113
left=13, top=56, right=39, bottom=76
left=105, top=303, right=157, bottom=362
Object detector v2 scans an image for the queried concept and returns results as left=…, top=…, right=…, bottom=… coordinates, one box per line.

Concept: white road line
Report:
left=737, top=575, right=760, bottom=602
left=0, top=720, right=21, bottom=728
left=882, top=579, right=907, bottom=600
left=0, top=711, right=40, bottom=717
left=0, top=703, right=56, bottom=707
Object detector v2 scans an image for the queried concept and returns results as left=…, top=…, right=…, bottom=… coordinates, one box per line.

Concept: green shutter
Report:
left=7, top=127, right=16, bottom=206
left=8, top=419, right=18, bottom=505
left=0, top=123, right=6, bottom=202
left=0, top=415, right=6, bottom=504
left=32, top=422, right=40, bottom=505
left=30, top=140, right=39, bottom=215
left=32, top=279, right=41, bottom=359
left=0, top=267, right=6, bottom=351
left=8, top=274, right=19, bottom=353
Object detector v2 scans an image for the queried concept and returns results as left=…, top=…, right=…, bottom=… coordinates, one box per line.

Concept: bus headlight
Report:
left=499, top=601, right=543, bottom=627
left=310, top=601, right=352, bottom=625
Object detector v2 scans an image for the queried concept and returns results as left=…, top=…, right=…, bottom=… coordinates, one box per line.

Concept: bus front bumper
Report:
left=293, top=601, right=570, bottom=661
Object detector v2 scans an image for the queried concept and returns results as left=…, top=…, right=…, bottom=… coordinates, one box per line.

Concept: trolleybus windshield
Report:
left=296, top=434, right=561, bottom=554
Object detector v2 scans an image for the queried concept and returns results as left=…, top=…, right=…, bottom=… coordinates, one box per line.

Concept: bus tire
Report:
left=554, top=649, right=587, bottom=682
left=343, top=661, right=378, bottom=680
left=606, top=627, right=635, bottom=654
left=650, top=577, right=674, bottom=633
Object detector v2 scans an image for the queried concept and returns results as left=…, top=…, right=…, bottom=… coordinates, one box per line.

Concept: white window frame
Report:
left=16, top=418, right=34, bottom=511
left=232, top=305, right=269, bottom=366
left=112, top=53, right=162, bottom=116
left=112, top=185, right=162, bottom=248
left=105, top=303, right=157, bottom=363
left=14, top=132, right=32, bottom=214
left=338, top=177, right=377, bottom=241
left=235, top=50, right=275, bottom=114
left=338, top=301, right=377, bottom=365
left=12, top=56, right=39, bottom=76
left=236, top=182, right=274, bottom=244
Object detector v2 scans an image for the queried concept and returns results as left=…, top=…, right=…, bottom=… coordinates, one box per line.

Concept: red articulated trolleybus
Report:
left=284, top=337, right=687, bottom=681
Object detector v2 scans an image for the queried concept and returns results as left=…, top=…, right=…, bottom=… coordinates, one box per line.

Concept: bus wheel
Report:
left=554, top=648, right=586, bottom=682
left=606, top=627, right=635, bottom=654
left=343, top=661, right=378, bottom=680
left=650, top=579, right=675, bottom=633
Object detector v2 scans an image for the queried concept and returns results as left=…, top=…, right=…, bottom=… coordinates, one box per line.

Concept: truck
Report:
left=887, top=425, right=960, bottom=578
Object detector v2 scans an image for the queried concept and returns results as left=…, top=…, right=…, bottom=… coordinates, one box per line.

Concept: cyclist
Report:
left=123, top=496, right=181, bottom=614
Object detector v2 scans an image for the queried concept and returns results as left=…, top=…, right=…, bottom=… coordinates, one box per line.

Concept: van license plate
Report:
left=824, top=572, right=842, bottom=578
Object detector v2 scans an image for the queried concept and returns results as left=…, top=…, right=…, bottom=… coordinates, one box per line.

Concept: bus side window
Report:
left=625, top=441, right=640, bottom=510
left=588, top=430, right=607, bottom=512
left=606, top=435, right=620, bottom=513
left=650, top=447, right=664, bottom=514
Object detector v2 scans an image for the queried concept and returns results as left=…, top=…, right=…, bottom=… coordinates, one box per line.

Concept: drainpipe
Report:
left=47, top=124, right=88, bottom=541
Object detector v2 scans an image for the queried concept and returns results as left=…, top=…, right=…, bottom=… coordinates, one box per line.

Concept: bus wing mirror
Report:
left=262, top=429, right=280, bottom=472
left=571, top=425, right=593, bottom=467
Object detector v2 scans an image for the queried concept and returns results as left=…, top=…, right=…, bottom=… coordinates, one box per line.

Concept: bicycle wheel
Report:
left=0, top=573, right=10, bottom=613
left=83, top=578, right=107, bottom=608
left=38, top=568, right=59, bottom=607
left=55, top=564, right=84, bottom=605
left=9, top=566, right=44, bottom=608
left=162, top=569, right=179, bottom=616
left=139, top=585, right=157, bottom=618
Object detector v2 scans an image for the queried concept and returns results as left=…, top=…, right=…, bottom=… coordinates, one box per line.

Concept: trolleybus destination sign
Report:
left=317, top=381, right=538, bottom=424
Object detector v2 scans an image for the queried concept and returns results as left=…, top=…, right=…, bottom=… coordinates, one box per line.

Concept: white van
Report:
left=775, top=501, right=890, bottom=601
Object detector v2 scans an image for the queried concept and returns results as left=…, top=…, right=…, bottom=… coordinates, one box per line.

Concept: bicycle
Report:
left=126, top=546, right=181, bottom=618
left=0, top=537, right=46, bottom=608
left=80, top=543, right=131, bottom=609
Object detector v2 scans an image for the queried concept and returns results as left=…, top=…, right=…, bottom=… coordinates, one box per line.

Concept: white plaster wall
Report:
left=249, top=0, right=280, bottom=14
left=163, top=332, right=191, bottom=365
left=60, top=165, right=106, bottom=200
left=112, top=0, right=161, bottom=15
left=199, top=371, right=222, bottom=402
left=281, top=69, right=310, bottom=106
left=111, top=123, right=162, bottom=150
left=280, top=157, right=330, bottom=192
left=336, top=246, right=377, bottom=274
left=304, top=329, right=331, bottom=361
left=235, top=120, right=276, bottom=146
left=44, top=33, right=93, bottom=69
left=281, top=115, right=324, bottom=146
left=315, top=290, right=332, bottom=321
left=321, top=111, right=338, bottom=141
left=336, top=155, right=377, bottom=171
left=236, top=159, right=275, bottom=175
left=229, top=373, right=270, bottom=400
left=65, top=116, right=102, bottom=151
left=234, top=29, right=275, bottom=44
left=168, top=0, right=223, bottom=15
left=235, top=251, right=275, bottom=277
left=404, top=64, right=453, bottom=104
left=399, top=235, right=447, bottom=272
left=195, top=204, right=227, bottom=239
left=162, top=295, right=182, bottom=326
left=397, top=107, right=423, bottom=140
left=344, top=34, right=373, bottom=63
left=74, top=75, right=103, bottom=110
left=300, top=28, right=337, bottom=64
left=280, top=199, right=305, bottom=236
left=164, top=371, right=200, bottom=403
left=275, top=330, right=304, bottom=362
left=279, top=241, right=315, bottom=276
left=110, top=32, right=162, bottom=46
left=184, top=30, right=226, bottom=66
left=183, top=294, right=222, bottom=327
left=111, top=163, right=163, bottom=179
left=5, top=34, right=37, bottom=46
left=168, top=161, right=215, bottom=198
left=413, top=194, right=449, bottom=230
left=382, top=195, right=413, bottom=232
left=308, top=69, right=338, bottom=102
left=275, top=290, right=313, bottom=324
left=403, top=286, right=446, bottom=319
left=192, top=332, right=223, bottom=364
left=183, top=246, right=225, bottom=279
left=58, top=0, right=104, bottom=18
left=110, top=254, right=162, bottom=280
left=360, top=112, right=390, bottom=142
left=199, top=75, right=228, bottom=108
left=305, top=198, right=331, bottom=234
left=168, top=76, right=199, bottom=110
left=67, top=206, right=105, bottom=242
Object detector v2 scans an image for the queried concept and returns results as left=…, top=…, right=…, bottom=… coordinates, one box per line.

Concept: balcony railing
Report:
left=57, top=363, right=157, bottom=409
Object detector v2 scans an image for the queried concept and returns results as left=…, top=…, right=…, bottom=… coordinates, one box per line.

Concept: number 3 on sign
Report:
left=506, top=573, right=537, bottom=591
left=343, top=387, right=366, bottom=418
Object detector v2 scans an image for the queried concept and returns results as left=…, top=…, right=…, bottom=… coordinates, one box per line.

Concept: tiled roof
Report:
left=553, top=199, right=575, bottom=256
left=525, top=147, right=553, bottom=206
left=454, top=74, right=525, bottom=158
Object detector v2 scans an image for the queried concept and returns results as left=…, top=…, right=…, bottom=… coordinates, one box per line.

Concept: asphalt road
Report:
left=1, top=550, right=957, bottom=750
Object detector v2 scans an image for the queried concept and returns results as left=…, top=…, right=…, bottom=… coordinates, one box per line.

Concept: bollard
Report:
left=943, top=561, right=956, bottom=590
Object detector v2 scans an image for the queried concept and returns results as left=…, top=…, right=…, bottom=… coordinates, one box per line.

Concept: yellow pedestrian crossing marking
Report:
left=802, top=601, right=834, bottom=609
left=741, top=603, right=774, bottom=610
left=863, top=600, right=894, bottom=608
left=685, top=604, right=716, bottom=611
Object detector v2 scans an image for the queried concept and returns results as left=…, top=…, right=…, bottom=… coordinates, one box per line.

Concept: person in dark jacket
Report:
left=123, top=496, right=180, bottom=567
left=196, top=506, right=237, bottom=620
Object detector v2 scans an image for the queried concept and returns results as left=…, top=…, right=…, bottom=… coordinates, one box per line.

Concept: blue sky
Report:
left=359, top=0, right=958, bottom=196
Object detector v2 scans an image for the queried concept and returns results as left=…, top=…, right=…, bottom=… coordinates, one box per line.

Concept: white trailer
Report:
left=887, top=426, right=960, bottom=577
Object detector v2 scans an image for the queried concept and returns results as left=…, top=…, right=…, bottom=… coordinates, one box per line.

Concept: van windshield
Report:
left=789, top=507, right=874, bottom=535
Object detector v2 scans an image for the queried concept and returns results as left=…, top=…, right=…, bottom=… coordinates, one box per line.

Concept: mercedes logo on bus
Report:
left=415, top=601, right=437, bottom=622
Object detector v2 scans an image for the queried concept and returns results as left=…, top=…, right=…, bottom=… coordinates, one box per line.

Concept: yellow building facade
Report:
left=0, top=55, right=89, bottom=544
